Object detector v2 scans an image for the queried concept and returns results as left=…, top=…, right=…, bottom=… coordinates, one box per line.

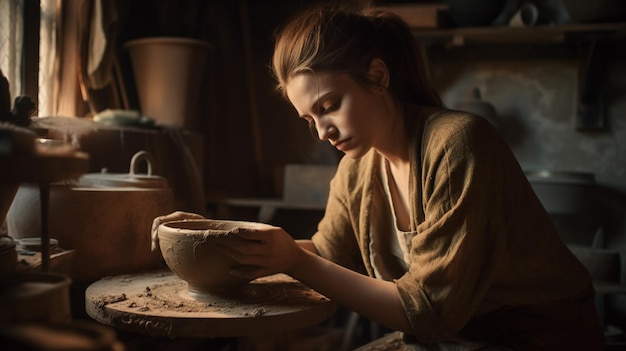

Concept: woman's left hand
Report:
left=151, top=211, right=206, bottom=251
left=221, top=225, right=307, bottom=280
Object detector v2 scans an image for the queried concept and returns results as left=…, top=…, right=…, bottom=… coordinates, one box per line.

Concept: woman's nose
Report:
left=317, top=122, right=337, bottom=141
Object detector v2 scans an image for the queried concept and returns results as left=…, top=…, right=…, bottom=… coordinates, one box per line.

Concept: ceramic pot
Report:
left=526, top=170, right=598, bottom=246
left=124, top=37, right=211, bottom=129
left=0, top=272, right=71, bottom=324
left=568, top=246, right=621, bottom=285
left=156, top=219, right=273, bottom=296
left=7, top=151, right=174, bottom=281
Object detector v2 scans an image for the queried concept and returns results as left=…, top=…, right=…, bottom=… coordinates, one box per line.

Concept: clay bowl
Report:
left=157, top=219, right=271, bottom=296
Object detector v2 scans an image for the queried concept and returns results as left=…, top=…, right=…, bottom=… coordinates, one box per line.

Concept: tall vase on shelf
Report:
left=124, top=37, right=212, bottom=130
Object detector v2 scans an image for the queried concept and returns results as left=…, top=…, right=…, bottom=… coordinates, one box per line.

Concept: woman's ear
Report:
left=367, top=58, right=390, bottom=89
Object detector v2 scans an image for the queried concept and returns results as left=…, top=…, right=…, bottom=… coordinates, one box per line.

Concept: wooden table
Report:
left=85, top=270, right=336, bottom=339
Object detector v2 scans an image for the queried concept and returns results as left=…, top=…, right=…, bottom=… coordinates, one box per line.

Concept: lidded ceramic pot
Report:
left=7, top=150, right=174, bottom=281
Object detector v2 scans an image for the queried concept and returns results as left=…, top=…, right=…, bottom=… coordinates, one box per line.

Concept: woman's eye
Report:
left=317, top=97, right=340, bottom=114
left=320, top=103, right=336, bottom=114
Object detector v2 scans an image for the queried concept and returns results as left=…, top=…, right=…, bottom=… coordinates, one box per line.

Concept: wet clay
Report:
left=156, top=219, right=274, bottom=293
left=85, top=270, right=336, bottom=338
left=90, top=272, right=327, bottom=315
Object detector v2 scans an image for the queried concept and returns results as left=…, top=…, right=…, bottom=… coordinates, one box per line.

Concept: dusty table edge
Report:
left=85, top=270, right=337, bottom=338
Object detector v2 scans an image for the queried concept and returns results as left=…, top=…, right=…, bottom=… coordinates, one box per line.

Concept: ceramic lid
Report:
left=77, top=172, right=169, bottom=189
left=75, top=150, right=169, bottom=189
left=525, top=170, right=595, bottom=185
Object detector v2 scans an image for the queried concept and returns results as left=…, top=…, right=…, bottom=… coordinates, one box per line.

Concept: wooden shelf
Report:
left=210, top=197, right=325, bottom=223
left=411, top=22, right=626, bottom=47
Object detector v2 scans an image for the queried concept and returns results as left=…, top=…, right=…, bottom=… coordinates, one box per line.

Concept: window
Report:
left=39, top=0, right=56, bottom=117
left=0, top=0, right=57, bottom=116
left=0, top=0, right=24, bottom=103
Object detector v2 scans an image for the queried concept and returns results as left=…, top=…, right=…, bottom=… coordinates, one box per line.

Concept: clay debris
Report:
left=94, top=294, right=127, bottom=308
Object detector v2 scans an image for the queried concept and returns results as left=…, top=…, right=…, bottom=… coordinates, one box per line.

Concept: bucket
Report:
left=526, top=170, right=598, bottom=246
left=124, top=37, right=211, bottom=129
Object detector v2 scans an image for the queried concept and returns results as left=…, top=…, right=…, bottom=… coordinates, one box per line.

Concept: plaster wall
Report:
left=429, top=45, right=626, bottom=328
left=432, top=52, right=626, bottom=191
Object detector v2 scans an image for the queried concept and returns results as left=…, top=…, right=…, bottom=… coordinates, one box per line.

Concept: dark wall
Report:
left=115, top=0, right=343, bottom=201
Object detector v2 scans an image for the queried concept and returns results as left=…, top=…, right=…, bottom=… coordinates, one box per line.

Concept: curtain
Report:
left=38, top=0, right=57, bottom=117
left=51, top=0, right=120, bottom=118
left=0, top=0, right=113, bottom=118
left=54, top=0, right=87, bottom=117
left=0, top=0, right=24, bottom=103
left=80, top=0, right=124, bottom=114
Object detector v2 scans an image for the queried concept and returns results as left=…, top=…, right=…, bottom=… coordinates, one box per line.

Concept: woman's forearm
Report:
left=296, top=239, right=318, bottom=254
left=289, top=248, right=413, bottom=334
left=228, top=233, right=412, bottom=333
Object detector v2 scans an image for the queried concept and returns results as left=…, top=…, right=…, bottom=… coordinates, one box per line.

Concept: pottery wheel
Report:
left=85, top=270, right=336, bottom=338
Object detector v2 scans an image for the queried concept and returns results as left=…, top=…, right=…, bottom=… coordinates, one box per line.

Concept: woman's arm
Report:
left=294, top=247, right=413, bottom=333
left=296, top=239, right=318, bottom=254
left=225, top=228, right=413, bottom=334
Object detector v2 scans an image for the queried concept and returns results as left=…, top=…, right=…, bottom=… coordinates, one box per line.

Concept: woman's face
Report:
left=285, top=71, right=389, bottom=159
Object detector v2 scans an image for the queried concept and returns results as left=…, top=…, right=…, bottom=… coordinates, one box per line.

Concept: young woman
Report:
left=154, top=5, right=604, bottom=350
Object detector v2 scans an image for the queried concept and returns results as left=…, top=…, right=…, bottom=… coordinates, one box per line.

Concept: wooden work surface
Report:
left=85, top=270, right=336, bottom=338
left=0, top=150, right=89, bottom=184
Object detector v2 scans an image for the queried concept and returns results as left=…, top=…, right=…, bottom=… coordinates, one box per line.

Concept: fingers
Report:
left=151, top=211, right=205, bottom=251
left=152, top=211, right=204, bottom=233
left=234, top=226, right=276, bottom=241
left=218, top=225, right=296, bottom=279
left=219, top=237, right=267, bottom=261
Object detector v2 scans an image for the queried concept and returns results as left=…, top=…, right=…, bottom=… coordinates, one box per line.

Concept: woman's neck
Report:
left=375, top=102, right=410, bottom=166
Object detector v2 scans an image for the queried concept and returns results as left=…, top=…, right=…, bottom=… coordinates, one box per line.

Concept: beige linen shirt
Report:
left=311, top=109, right=592, bottom=344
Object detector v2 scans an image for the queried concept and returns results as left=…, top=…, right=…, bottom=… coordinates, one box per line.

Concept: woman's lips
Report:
left=333, top=138, right=350, bottom=151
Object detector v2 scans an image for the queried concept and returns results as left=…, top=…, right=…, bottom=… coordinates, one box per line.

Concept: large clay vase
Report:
left=124, top=37, right=211, bottom=129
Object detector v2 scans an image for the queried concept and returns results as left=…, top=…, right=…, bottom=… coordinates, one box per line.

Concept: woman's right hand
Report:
left=221, top=224, right=308, bottom=280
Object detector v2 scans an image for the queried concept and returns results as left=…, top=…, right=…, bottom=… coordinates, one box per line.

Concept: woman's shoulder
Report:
left=422, top=109, right=500, bottom=148
left=427, top=109, right=492, bottom=134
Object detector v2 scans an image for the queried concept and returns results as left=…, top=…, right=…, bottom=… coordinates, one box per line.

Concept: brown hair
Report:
left=271, top=5, right=443, bottom=108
